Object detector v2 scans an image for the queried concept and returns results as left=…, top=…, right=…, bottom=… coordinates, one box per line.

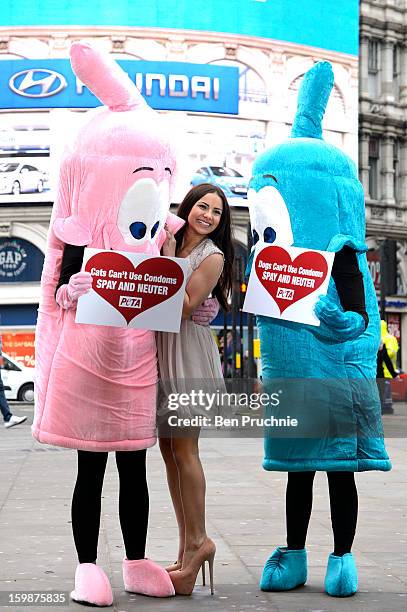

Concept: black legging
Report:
left=71, top=450, right=149, bottom=564
left=286, top=471, right=358, bottom=556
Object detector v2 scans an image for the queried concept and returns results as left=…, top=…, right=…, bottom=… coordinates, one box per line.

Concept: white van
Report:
left=1, top=353, right=34, bottom=403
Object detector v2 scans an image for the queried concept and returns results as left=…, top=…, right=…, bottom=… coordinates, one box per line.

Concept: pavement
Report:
left=0, top=402, right=407, bottom=612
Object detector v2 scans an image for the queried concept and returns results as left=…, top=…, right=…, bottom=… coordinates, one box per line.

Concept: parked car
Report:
left=0, top=161, right=46, bottom=195
left=190, top=166, right=249, bottom=198
left=0, top=352, right=34, bottom=402
left=391, top=372, right=407, bottom=402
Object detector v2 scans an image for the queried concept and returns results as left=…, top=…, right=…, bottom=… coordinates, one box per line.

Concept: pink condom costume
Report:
left=32, top=42, right=184, bottom=606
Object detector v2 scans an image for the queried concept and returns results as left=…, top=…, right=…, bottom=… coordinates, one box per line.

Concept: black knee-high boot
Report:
left=327, top=471, right=358, bottom=556
left=71, top=450, right=108, bottom=564
left=115, top=450, right=149, bottom=561
left=286, top=471, right=316, bottom=549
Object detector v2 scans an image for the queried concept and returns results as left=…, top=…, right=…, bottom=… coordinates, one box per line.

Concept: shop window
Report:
left=211, top=60, right=268, bottom=104
left=368, top=136, right=380, bottom=200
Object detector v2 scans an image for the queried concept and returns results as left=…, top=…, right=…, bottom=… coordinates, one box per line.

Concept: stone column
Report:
left=382, top=39, right=395, bottom=102
left=359, top=130, right=370, bottom=197
left=397, top=241, right=407, bottom=295
left=381, top=135, right=395, bottom=203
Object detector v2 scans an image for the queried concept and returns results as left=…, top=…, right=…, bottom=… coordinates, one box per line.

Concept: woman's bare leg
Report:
left=171, top=433, right=207, bottom=568
left=159, top=437, right=186, bottom=563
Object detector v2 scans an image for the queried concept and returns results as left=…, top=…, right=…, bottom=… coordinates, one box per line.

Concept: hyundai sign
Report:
left=0, top=59, right=239, bottom=114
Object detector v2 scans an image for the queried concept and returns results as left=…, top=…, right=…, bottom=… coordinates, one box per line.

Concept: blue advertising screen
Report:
left=2, top=1, right=359, bottom=56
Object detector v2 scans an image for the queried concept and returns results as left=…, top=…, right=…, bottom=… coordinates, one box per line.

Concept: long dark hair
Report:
left=175, top=183, right=234, bottom=311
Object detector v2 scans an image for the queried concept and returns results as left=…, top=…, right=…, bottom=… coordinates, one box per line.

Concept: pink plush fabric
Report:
left=71, top=563, right=113, bottom=607
left=123, top=558, right=175, bottom=597
left=32, top=41, right=184, bottom=451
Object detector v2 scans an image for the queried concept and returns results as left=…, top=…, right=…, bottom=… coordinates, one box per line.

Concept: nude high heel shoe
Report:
left=170, top=538, right=216, bottom=596
left=165, top=560, right=182, bottom=573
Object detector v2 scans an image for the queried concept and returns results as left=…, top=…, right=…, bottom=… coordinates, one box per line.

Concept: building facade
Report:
left=359, top=0, right=407, bottom=368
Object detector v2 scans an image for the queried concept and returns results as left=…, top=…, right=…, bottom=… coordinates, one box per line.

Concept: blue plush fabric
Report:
left=247, top=62, right=391, bottom=473
left=259, top=547, right=307, bottom=592
left=324, top=553, right=358, bottom=597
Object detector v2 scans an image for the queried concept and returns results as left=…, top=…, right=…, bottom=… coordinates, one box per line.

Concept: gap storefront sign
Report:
left=0, top=238, right=44, bottom=282
left=0, top=59, right=239, bottom=114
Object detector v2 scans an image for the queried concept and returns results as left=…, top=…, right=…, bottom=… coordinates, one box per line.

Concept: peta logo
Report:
left=118, top=296, right=143, bottom=309
left=9, top=69, right=67, bottom=98
left=276, top=287, right=294, bottom=301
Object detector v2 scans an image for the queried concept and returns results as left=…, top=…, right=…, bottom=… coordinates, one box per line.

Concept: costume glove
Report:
left=55, top=271, right=93, bottom=309
left=314, top=295, right=365, bottom=342
left=192, top=297, right=220, bottom=326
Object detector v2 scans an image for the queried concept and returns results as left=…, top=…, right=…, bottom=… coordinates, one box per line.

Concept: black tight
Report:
left=286, top=471, right=358, bottom=556
left=71, top=450, right=149, bottom=564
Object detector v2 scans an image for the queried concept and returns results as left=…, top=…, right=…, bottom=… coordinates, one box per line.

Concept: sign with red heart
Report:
left=75, top=249, right=187, bottom=331
left=243, top=244, right=334, bottom=326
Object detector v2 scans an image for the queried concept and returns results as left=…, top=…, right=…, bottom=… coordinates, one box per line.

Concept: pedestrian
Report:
left=158, top=183, right=234, bottom=595
left=0, top=334, right=27, bottom=429
left=380, top=320, right=399, bottom=414
left=377, top=339, right=398, bottom=413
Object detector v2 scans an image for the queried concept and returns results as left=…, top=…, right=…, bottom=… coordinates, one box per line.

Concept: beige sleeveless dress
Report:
left=156, top=238, right=225, bottom=422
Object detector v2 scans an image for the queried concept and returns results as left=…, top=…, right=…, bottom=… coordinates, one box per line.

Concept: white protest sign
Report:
left=243, top=244, right=334, bottom=326
left=76, top=248, right=188, bottom=332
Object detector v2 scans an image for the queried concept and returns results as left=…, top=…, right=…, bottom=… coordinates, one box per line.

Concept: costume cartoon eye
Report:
left=263, top=174, right=278, bottom=183
left=151, top=221, right=159, bottom=238
left=252, top=229, right=259, bottom=245
left=133, top=167, right=154, bottom=173
left=264, top=227, right=276, bottom=243
left=129, top=221, right=147, bottom=239
left=165, top=167, right=172, bottom=175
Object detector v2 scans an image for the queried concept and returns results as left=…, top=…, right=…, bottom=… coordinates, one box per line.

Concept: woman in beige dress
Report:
left=157, top=183, right=234, bottom=595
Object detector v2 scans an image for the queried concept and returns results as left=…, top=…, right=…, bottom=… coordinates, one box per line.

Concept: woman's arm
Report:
left=182, top=253, right=224, bottom=319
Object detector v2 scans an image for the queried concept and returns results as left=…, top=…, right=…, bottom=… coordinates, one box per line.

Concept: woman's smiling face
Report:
left=187, top=191, right=223, bottom=236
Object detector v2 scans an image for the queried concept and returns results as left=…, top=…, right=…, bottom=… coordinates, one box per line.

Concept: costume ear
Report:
left=53, top=216, right=92, bottom=246
left=70, top=41, right=145, bottom=111
left=291, top=61, right=334, bottom=140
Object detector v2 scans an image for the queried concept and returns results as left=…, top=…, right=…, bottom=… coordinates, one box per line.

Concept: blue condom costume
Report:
left=246, top=63, right=391, bottom=597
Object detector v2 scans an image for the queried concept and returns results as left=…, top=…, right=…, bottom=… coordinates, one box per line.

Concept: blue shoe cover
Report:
left=259, top=547, right=307, bottom=591
left=324, top=553, right=358, bottom=597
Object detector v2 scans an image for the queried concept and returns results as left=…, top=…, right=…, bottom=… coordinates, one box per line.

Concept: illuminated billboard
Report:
left=0, top=0, right=359, bottom=206
left=1, top=0, right=359, bottom=55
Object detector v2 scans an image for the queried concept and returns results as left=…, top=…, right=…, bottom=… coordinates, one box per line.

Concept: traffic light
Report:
left=239, top=281, right=247, bottom=307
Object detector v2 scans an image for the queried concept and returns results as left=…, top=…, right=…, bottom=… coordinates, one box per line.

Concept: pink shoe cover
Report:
left=123, top=558, right=175, bottom=597
left=71, top=563, right=113, bottom=607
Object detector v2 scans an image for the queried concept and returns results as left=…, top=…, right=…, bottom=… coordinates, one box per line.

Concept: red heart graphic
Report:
left=85, top=252, right=184, bottom=324
left=255, top=246, right=328, bottom=314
